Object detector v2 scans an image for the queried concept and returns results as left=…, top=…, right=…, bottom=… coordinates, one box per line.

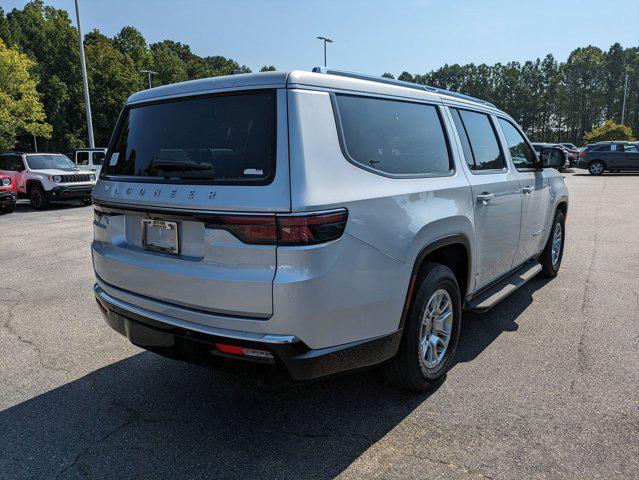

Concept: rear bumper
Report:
left=47, top=185, right=93, bottom=200
left=94, top=283, right=401, bottom=381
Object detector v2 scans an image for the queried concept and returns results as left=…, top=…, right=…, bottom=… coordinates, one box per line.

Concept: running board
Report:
left=466, top=261, right=542, bottom=312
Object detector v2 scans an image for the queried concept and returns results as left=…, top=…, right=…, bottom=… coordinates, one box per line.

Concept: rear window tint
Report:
left=456, top=109, right=505, bottom=171
left=104, top=91, right=276, bottom=184
left=334, top=95, right=452, bottom=176
left=450, top=108, right=475, bottom=170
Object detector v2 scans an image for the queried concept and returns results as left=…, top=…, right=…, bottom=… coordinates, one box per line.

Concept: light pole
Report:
left=316, top=36, right=333, bottom=67
left=74, top=0, right=94, bottom=148
left=140, top=69, right=159, bottom=89
left=621, top=70, right=628, bottom=125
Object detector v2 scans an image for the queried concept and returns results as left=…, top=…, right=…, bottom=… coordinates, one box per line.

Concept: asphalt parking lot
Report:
left=0, top=171, right=637, bottom=480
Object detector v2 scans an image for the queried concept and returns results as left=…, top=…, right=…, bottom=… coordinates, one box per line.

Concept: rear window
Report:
left=334, top=94, right=452, bottom=176
left=103, top=91, right=276, bottom=184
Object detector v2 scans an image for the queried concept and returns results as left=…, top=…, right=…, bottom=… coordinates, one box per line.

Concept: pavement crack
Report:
left=396, top=449, right=495, bottom=479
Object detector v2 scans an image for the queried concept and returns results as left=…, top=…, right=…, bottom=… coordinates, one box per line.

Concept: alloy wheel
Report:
left=419, top=289, right=453, bottom=368
left=551, top=222, right=562, bottom=267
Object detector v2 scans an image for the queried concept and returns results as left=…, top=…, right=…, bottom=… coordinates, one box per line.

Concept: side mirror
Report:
left=540, top=147, right=566, bottom=170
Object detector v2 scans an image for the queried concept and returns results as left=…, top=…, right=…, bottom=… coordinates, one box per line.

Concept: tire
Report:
left=589, top=161, right=604, bottom=175
left=384, top=262, right=462, bottom=392
left=29, top=185, right=49, bottom=209
left=2, top=202, right=16, bottom=213
left=539, top=209, right=565, bottom=278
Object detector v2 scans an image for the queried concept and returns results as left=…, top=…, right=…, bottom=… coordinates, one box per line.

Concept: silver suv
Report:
left=92, top=69, right=568, bottom=391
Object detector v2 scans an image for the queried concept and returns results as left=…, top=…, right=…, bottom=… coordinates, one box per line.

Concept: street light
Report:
left=621, top=69, right=629, bottom=126
left=74, top=0, right=94, bottom=148
left=316, top=36, right=333, bottom=67
left=140, top=69, right=159, bottom=89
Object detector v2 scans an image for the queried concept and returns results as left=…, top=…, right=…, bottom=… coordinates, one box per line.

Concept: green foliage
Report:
left=260, top=65, right=276, bottom=72
left=391, top=43, right=639, bottom=145
left=0, top=38, right=51, bottom=150
left=584, top=119, right=635, bottom=143
left=381, top=72, right=394, bottom=79
left=1, top=2, right=637, bottom=149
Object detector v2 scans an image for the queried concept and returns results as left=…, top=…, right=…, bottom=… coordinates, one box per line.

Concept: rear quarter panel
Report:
left=284, top=89, right=476, bottom=344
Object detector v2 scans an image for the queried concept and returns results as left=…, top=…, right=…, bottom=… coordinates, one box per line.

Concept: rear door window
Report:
left=334, top=94, right=452, bottom=176
left=455, top=109, right=505, bottom=171
left=77, top=152, right=89, bottom=165
left=103, top=91, right=277, bottom=184
left=592, top=144, right=610, bottom=152
left=450, top=109, right=475, bottom=171
left=92, top=151, right=106, bottom=165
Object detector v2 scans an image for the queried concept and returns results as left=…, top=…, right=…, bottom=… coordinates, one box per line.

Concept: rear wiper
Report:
left=146, top=161, right=216, bottom=178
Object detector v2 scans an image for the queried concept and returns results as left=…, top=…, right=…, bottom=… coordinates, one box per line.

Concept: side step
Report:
left=466, top=261, right=542, bottom=312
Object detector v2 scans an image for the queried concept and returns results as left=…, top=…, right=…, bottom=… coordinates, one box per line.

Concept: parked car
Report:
left=0, top=152, right=96, bottom=208
left=576, top=141, right=639, bottom=174
left=532, top=142, right=571, bottom=170
left=0, top=173, right=17, bottom=213
left=558, top=143, right=580, bottom=166
left=67, top=148, right=107, bottom=175
left=92, top=68, right=568, bottom=392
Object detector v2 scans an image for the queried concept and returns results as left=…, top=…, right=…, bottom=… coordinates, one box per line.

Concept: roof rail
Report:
left=312, top=66, right=497, bottom=108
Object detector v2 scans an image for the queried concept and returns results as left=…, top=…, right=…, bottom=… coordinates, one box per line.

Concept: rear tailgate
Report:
left=92, top=89, right=290, bottom=318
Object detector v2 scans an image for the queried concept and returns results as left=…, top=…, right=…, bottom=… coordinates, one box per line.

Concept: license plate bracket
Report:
left=141, top=219, right=179, bottom=254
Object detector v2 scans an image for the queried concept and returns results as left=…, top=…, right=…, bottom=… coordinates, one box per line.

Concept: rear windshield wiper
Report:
left=146, top=160, right=215, bottom=177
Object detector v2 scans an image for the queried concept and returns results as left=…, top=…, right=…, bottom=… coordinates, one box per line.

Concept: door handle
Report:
left=522, top=186, right=533, bottom=194
left=476, top=192, right=494, bottom=204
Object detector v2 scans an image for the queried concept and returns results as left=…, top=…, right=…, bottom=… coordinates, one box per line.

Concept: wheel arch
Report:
left=399, top=234, right=472, bottom=330
left=25, top=179, right=44, bottom=193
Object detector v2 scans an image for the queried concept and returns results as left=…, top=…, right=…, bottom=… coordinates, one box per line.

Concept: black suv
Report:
left=577, top=141, right=639, bottom=175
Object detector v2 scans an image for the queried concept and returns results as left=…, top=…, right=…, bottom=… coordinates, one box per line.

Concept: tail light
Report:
left=206, top=210, right=348, bottom=246
left=579, top=151, right=586, bottom=157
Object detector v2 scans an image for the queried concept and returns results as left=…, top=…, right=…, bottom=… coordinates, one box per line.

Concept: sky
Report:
left=3, top=0, right=639, bottom=75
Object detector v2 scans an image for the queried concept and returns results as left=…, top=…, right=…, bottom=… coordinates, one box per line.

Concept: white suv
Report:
left=0, top=152, right=96, bottom=209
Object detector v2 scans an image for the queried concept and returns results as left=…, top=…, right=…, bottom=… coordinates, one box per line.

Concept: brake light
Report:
left=277, top=211, right=348, bottom=246
left=579, top=151, right=586, bottom=157
left=206, top=210, right=348, bottom=246
left=211, top=215, right=277, bottom=244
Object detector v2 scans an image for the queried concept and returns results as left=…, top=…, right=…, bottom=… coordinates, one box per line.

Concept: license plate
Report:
left=142, top=219, right=179, bottom=254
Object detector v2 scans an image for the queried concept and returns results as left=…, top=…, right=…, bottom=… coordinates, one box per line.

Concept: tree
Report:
left=260, top=65, right=276, bottom=72
left=0, top=38, right=51, bottom=150
left=85, top=30, right=143, bottom=145
left=398, top=71, right=415, bottom=83
left=584, top=119, right=635, bottom=143
left=2, top=1, right=84, bottom=151
left=381, top=72, right=394, bottom=79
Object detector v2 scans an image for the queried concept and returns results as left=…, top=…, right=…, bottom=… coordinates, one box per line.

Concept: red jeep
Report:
left=0, top=174, right=17, bottom=213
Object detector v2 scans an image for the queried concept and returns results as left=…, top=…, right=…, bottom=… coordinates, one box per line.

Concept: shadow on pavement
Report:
left=0, top=278, right=550, bottom=479
left=0, top=354, right=429, bottom=479
left=455, top=277, right=551, bottom=364
left=10, top=200, right=90, bottom=215
left=571, top=172, right=639, bottom=177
